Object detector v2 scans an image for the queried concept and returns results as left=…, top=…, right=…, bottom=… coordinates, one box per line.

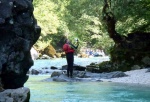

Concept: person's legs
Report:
left=70, top=53, right=74, bottom=77
left=66, top=53, right=74, bottom=77
left=66, top=53, right=70, bottom=77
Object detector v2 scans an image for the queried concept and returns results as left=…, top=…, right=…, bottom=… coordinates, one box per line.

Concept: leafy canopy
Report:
left=33, top=0, right=150, bottom=53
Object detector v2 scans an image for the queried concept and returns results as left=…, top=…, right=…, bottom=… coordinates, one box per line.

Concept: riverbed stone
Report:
left=51, top=66, right=58, bottom=69
left=107, top=71, right=128, bottom=78
left=0, top=0, right=41, bottom=89
left=51, top=71, right=61, bottom=77
left=31, top=69, right=40, bottom=75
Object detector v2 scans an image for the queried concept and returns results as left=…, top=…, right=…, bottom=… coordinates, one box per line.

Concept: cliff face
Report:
left=0, top=0, right=41, bottom=89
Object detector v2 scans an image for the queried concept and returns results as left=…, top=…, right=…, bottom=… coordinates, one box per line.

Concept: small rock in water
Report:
left=146, top=68, right=150, bottom=72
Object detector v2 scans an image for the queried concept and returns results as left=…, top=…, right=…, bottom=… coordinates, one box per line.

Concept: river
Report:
left=25, top=57, right=150, bottom=102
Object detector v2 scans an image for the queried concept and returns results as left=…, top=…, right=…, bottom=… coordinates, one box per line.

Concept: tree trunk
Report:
left=102, top=0, right=123, bottom=44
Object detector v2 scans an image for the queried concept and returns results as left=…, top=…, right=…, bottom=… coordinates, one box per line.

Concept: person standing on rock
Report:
left=63, top=39, right=79, bottom=78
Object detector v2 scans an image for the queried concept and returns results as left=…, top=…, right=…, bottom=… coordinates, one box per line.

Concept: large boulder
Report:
left=31, top=69, right=40, bottom=75
left=43, top=45, right=57, bottom=58
left=110, top=32, right=150, bottom=71
left=51, top=71, right=61, bottom=77
left=0, top=87, right=30, bottom=102
left=0, top=0, right=41, bottom=89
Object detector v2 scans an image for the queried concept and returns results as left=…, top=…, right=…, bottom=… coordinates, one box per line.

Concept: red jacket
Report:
left=63, top=43, right=74, bottom=53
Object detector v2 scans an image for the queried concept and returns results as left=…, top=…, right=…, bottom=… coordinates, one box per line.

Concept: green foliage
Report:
left=108, top=0, right=150, bottom=35
left=33, top=0, right=61, bottom=35
left=33, top=0, right=111, bottom=52
left=33, top=0, right=150, bottom=54
left=64, top=0, right=112, bottom=50
left=33, top=0, right=70, bottom=50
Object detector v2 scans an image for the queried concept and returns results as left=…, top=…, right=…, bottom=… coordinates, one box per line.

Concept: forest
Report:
left=33, top=0, right=150, bottom=71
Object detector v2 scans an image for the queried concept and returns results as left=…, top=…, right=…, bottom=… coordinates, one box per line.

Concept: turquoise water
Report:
left=25, top=75, right=150, bottom=102
left=30, top=57, right=109, bottom=69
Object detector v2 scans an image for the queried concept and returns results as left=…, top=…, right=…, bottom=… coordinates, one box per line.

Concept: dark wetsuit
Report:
left=63, top=42, right=78, bottom=77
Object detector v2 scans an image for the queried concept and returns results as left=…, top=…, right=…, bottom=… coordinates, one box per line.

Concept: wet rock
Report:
left=75, top=71, right=86, bottom=78
left=0, top=87, right=30, bottom=102
left=107, top=71, right=128, bottom=78
left=86, top=65, right=100, bottom=73
left=61, top=65, right=67, bottom=70
left=61, top=64, right=86, bottom=71
left=42, top=67, right=49, bottom=69
left=51, top=74, right=103, bottom=82
left=31, top=69, right=39, bottom=75
left=51, top=71, right=61, bottom=77
left=51, top=66, right=58, bottom=70
left=74, top=65, right=86, bottom=71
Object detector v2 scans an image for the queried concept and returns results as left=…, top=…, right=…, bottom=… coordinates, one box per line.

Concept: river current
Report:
left=25, top=57, right=150, bottom=102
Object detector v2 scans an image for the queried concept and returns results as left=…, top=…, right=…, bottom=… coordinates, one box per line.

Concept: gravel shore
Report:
left=101, top=68, right=150, bottom=85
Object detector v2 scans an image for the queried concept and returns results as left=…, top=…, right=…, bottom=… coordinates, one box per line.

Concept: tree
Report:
left=33, top=0, right=70, bottom=51
left=33, top=0, right=114, bottom=52
left=102, top=0, right=150, bottom=71
left=102, top=0, right=150, bottom=43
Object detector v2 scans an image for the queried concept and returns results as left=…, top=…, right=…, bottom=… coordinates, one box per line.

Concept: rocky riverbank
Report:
left=101, top=68, right=150, bottom=85
left=28, top=57, right=150, bottom=86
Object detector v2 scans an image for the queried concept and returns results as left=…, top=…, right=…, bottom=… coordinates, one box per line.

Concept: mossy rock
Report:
left=109, top=32, right=150, bottom=71
left=43, top=45, right=56, bottom=58
left=98, top=61, right=113, bottom=72
left=97, top=61, right=131, bottom=72
left=86, top=62, right=111, bottom=73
